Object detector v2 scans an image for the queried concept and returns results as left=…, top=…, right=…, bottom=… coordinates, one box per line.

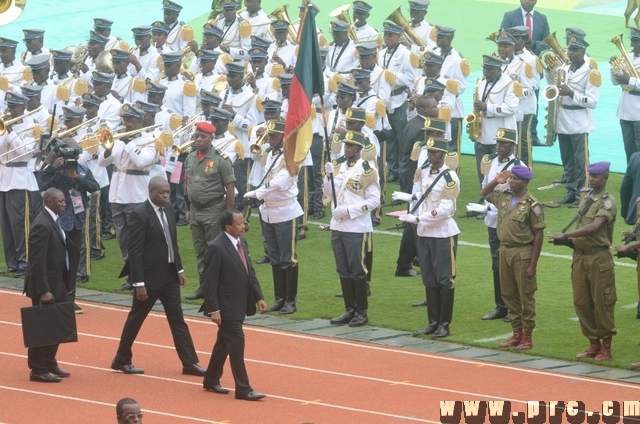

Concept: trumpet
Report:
left=250, top=131, right=268, bottom=154
left=171, top=139, right=195, bottom=156
left=87, top=123, right=163, bottom=151
left=173, top=115, right=200, bottom=139
left=0, top=106, right=43, bottom=136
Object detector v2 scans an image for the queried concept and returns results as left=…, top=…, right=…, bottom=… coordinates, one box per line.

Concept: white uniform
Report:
left=414, top=164, right=460, bottom=238
left=105, top=36, right=126, bottom=51
left=353, top=24, right=380, bottom=45
left=220, top=85, right=262, bottom=158
left=612, top=53, right=640, bottom=121
left=409, top=20, right=437, bottom=52
left=255, top=149, right=303, bottom=223
left=0, top=61, right=28, bottom=111
left=266, top=41, right=297, bottom=75
left=0, top=119, right=39, bottom=191
left=253, top=73, right=280, bottom=101
left=239, top=9, right=272, bottom=41
left=97, top=93, right=123, bottom=131
left=378, top=44, right=420, bottom=113
left=216, top=17, right=252, bottom=61
left=213, top=131, right=243, bottom=164
left=476, top=74, right=519, bottom=145
left=166, top=21, right=190, bottom=51
left=551, top=61, right=599, bottom=135
left=327, top=40, right=358, bottom=75
left=439, top=48, right=468, bottom=119
left=111, top=73, right=146, bottom=104
left=128, top=46, right=162, bottom=82
left=159, top=75, right=197, bottom=118
left=78, top=120, right=110, bottom=189
left=504, top=56, right=536, bottom=120
left=22, top=47, right=50, bottom=64
left=98, top=132, right=159, bottom=204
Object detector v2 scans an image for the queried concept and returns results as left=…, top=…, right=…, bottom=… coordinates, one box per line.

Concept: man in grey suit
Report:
left=201, top=209, right=267, bottom=401
left=500, top=0, right=550, bottom=56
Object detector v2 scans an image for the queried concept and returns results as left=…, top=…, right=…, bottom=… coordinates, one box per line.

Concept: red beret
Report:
left=195, top=121, right=216, bottom=134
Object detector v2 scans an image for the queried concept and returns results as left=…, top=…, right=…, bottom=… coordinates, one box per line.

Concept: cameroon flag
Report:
left=283, top=3, right=324, bottom=176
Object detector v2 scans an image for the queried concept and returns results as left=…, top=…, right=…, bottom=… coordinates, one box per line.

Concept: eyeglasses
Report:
left=123, top=412, right=144, bottom=420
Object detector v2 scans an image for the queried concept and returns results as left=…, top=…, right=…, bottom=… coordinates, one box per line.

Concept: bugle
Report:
left=250, top=131, right=268, bottom=154
left=0, top=106, right=43, bottom=136
left=89, top=123, right=163, bottom=151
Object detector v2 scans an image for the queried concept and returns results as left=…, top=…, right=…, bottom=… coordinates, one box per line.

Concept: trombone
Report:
left=52, top=116, right=100, bottom=138
left=84, top=123, right=163, bottom=151
left=0, top=140, right=39, bottom=164
left=173, top=115, right=200, bottom=139
left=0, top=106, right=43, bottom=136
left=250, top=131, right=268, bottom=154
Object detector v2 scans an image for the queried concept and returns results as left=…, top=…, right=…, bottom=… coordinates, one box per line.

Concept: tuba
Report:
left=66, top=44, right=89, bottom=73
left=540, top=31, right=568, bottom=71
left=610, top=33, right=640, bottom=91
left=0, top=0, right=26, bottom=26
left=330, top=4, right=359, bottom=44
left=269, top=5, right=298, bottom=43
left=386, top=7, right=426, bottom=48
left=465, top=78, right=482, bottom=141
left=95, top=49, right=113, bottom=74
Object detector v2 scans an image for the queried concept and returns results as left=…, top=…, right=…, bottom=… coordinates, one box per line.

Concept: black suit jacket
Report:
left=123, top=200, right=183, bottom=289
left=500, top=8, right=550, bottom=56
left=23, top=209, right=73, bottom=301
left=621, top=152, right=640, bottom=225
left=399, top=115, right=427, bottom=193
left=201, top=232, right=264, bottom=321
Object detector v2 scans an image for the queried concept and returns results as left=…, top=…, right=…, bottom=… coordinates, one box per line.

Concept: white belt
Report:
left=265, top=198, right=296, bottom=208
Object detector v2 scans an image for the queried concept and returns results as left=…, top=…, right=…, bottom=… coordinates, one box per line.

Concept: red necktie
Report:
left=237, top=241, right=249, bottom=273
left=525, top=12, right=532, bottom=39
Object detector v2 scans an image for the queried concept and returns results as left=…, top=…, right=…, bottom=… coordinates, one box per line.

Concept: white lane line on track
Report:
left=0, top=383, right=223, bottom=423
left=3, top=291, right=640, bottom=392
left=0, top=351, right=436, bottom=423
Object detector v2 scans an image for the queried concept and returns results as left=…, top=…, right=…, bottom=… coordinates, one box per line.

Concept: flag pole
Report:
left=319, top=99, right=337, bottom=208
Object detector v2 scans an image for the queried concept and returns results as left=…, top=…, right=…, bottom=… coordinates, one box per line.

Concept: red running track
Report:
left=1, top=288, right=640, bottom=423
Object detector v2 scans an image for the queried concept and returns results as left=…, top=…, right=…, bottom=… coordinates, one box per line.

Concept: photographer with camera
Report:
left=41, top=124, right=100, bottom=313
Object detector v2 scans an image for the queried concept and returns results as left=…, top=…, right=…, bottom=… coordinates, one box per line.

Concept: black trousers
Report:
left=203, top=319, right=252, bottom=395
left=27, top=292, right=69, bottom=374
left=113, top=267, right=198, bottom=367
left=396, top=222, right=417, bottom=271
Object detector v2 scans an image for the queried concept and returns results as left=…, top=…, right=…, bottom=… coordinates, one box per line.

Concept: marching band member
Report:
left=277, top=73, right=291, bottom=115
left=472, top=55, right=519, bottom=186
left=244, top=119, right=302, bottom=315
left=159, top=52, right=197, bottom=119
left=21, top=29, right=50, bottom=63
left=93, top=18, right=128, bottom=51
left=266, top=19, right=297, bottom=75
left=128, top=26, right=162, bottom=83
left=327, top=21, right=358, bottom=75
left=162, top=0, right=192, bottom=52
left=79, top=31, right=109, bottom=87
left=0, top=37, right=30, bottom=112
left=136, top=100, right=168, bottom=181
left=209, top=107, right=244, bottom=164
left=188, top=23, right=229, bottom=76
left=151, top=21, right=176, bottom=54
left=434, top=26, right=468, bottom=154
left=548, top=34, right=599, bottom=208
left=247, top=47, right=279, bottom=100
left=110, top=49, right=146, bottom=104
left=194, top=50, right=223, bottom=96
left=611, top=27, right=640, bottom=162
left=407, top=0, right=436, bottom=51
left=215, top=0, right=252, bottom=61
left=25, top=55, right=59, bottom=116
left=239, top=0, right=273, bottom=42
left=352, top=1, right=381, bottom=45
left=248, top=98, right=281, bottom=192
left=93, top=71, right=122, bottom=130
left=198, top=88, right=222, bottom=118
left=21, top=85, right=50, bottom=129
left=51, top=49, right=87, bottom=108
left=0, top=92, right=41, bottom=278
left=324, top=130, right=380, bottom=327
left=327, top=82, right=357, bottom=160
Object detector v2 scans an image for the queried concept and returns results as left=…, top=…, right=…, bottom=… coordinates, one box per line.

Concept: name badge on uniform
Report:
left=204, top=160, right=215, bottom=173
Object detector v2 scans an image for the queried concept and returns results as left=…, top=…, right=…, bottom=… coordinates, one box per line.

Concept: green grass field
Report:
left=14, top=154, right=640, bottom=371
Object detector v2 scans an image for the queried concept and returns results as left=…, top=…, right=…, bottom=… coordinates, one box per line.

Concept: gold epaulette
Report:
left=271, top=78, right=280, bottom=91
left=331, top=134, right=342, bottom=155
left=33, top=124, right=44, bottom=139
left=410, top=141, right=423, bottom=162
left=480, top=154, right=493, bottom=176
left=410, top=52, right=421, bottom=68
left=239, top=21, right=252, bottom=38
left=365, top=112, right=375, bottom=128
left=271, top=64, right=284, bottom=77
left=525, top=62, right=534, bottom=79
left=156, top=55, right=164, bottom=72
left=445, top=152, right=459, bottom=172
left=513, top=81, right=524, bottom=98
left=460, top=59, right=470, bottom=77
left=589, top=69, right=602, bottom=87
left=359, top=161, right=378, bottom=188
left=119, top=40, right=130, bottom=51
left=235, top=140, right=245, bottom=158
left=183, top=80, right=196, bottom=97
left=22, top=68, right=32, bottom=82
left=438, top=104, right=452, bottom=122
left=535, top=57, right=543, bottom=73
left=327, top=78, right=337, bottom=92
left=74, top=79, right=88, bottom=95
left=228, top=122, right=236, bottom=136
left=132, top=77, right=146, bottom=93
left=255, top=96, right=263, bottom=113
left=445, top=79, right=459, bottom=95
left=169, top=114, right=182, bottom=130
left=0, top=75, right=8, bottom=91
left=180, top=25, right=195, bottom=41
left=220, top=53, right=233, bottom=64
left=440, top=170, right=459, bottom=200
left=362, top=140, right=376, bottom=162
left=376, top=99, right=386, bottom=118
left=56, top=85, right=70, bottom=102
left=413, top=167, right=421, bottom=183
left=589, top=57, right=598, bottom=70
left=429, top=27, right=437, bottom=42
left=384, top=69, right=395, bottom=86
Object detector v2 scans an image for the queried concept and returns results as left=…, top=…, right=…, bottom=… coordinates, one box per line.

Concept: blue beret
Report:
left=51, top=49, right=73, bottom=62
left=482, top=54, right=507, bottom=68
left=435, top=25, right=456, bottom=37
left=382, top=21, right=403, bottom=35
left=120, top=104, right=145, bottom=119
left=161, top=51, right=182, bottom=64
left=21, top=85, right=43, bottom=97
left=25, top=54, right=50, bottom=72
left=22, top=29, right=45, bottom=41
left=151, top=21, right=170, bottom=35
left=162, top=0, right=183, bottom=12
left=82, top=92, right=104, bottom=107
left=5, top=92, right=28, bottom=105
left=134, top=100, right=160, bottom=113
left=89, top=30, right=109, bottom=44
left=422, top=51, right=444, bottom=65
left=496, top=32, right=517, bottom=46
left=203, top=23, right=223, bottom=37
left=92, top=71, right=115, bottom=84
left=61, top=106, right=86, bottom=120
left=0, top=37, right=19, bottom=49
left=587, top=161, right=610, bottom=174
left=146, top=81, right=167, bottom=94
left=131, top=26, right=152, bottom=38
left=511, top=165, right=533, bottom=181
left=352, top=1, right=373, bottom=13
left=110, top=49, right=130, bottom=61
left=199, top=89, right=222, bottom=104
left=93, top=18, right=114, bottom=29
left=567, top=35, right=589, bottom=49
left=210, top=107, right=234, bottom=121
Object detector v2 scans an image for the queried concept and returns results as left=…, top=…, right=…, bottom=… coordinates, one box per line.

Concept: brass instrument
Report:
left=66, top=44, right=89, bottom=72
left=85, top=123, right=164, bottom=152
left=610, top=33, right=640, bottom=91
left=95, top=49, right=113, bottom=74
left=269, top=5, right=298, bottom=43
left=386, top=7, right=426, bottom=48
left=52, top=116, right=100, bottom=138
left=540, top=32, right=568, bottom=72
left=542, top=68, right=565, bottom=146
left=0, top=0, right=26, bottom=26
left=465, top=78, right=482, bottom=141
left=329, top=4, right=359, bottom=44
left=250, top=131, right=268, bottom=154
left=0, top=106, right=42, bottom=136
left=486, top=29, right=501, bottom=43
left=171, top=139, right=194, bottom=156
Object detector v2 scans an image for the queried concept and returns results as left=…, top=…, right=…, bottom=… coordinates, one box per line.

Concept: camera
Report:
left=49, top=138, right=82, bottom=159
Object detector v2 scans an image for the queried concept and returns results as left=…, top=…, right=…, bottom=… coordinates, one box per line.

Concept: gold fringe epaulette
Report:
left=235, top=140, right=245, bottom=159
left=445, top=79, right=459, bottom=95
left=183, top=80, right=196, bottom=97
left=0, top=75, right=8, bottom=91
left=56, top=85, right=70, bottom=102
left=331, top=134, right=342, bottom=155
left=359, top=161, right=378, bottom=188
left=440, top=170, right=459, bottom=200
left=460, top=59, right=470, bottom=77
left=445, top=152, right=459, bottom=171
left=361, top=140, right=376, bottom=162
left=180, top=25, right=194, bottom=41
left=410, top=141, right=424, bottom=162
left=74, top=79, right=88, bottom=95
left=33, top=124, right=44, bottom=139
left=589, top=70, right=602, bottom=87
left=481, top=153, right=497, bottom=175
left=260, top=147, right=271, bottom=167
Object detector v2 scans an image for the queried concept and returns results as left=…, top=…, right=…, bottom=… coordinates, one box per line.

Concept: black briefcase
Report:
left=21, top=302, right=78, bottom=348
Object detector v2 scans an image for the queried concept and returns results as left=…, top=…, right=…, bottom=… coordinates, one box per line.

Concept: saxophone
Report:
left=465, top=77, right=482, bottom=141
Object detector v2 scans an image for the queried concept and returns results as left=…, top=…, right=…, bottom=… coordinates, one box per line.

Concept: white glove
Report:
left=466, top=203, right=488, bottom=214
left=244, top=190, right=257, bottom=199
left=392, top=191, right=413, bottom=203
left=324, top=162, right=334, bottom=175
left=399, top=213, right=418, bottom=224
left=332, top=205, right=350, bottom=221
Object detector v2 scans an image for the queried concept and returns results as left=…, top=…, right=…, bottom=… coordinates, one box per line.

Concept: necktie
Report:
left=237, top=241, right=248, bottom=273
left=525, top=12, right=532, bottom=39
left=159, top=208, right=175, bottom=263
left=56, top=218, right=69, bottom=270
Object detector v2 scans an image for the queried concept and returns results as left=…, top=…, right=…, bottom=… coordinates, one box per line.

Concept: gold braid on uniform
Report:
left=445, top=152, right=459, bottom=171
left=480, top=153, right=496, bottom=176
left=440, top=171, right=459, bottom=200
left=331, top=155, right=347, bottom=173
left=411, top=141, right=424, bottom=162
left=359, top=161, right=378, bottom=188
left=331, top=133, right=342, bottom=155
left=361, top=137, right=376, bottom=162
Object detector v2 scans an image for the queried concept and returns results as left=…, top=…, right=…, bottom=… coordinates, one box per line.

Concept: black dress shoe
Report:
left=387, top=174, right=398, bottom=183
left=348, top=313, right=368, bottom=327
left=412, top=299, right=427, bottom=307
left=235, top=390, right=266, bottom=401
left=532, top=139, right=546, bottom=147
left=76, top=275, right=89, bottom=284
left=256, top=255, right=270, bottom=265
left=14, top=270, right=25, bottom=278
left=296, top=233, right=306, bottom=241
left=116, top=281, right=133, bottom=291
left=553, top=195, right=575, bottom=205
left=30, top=371, right=62, bottom=383
left=111, top=362, right=144, bottom=374
left=330, top=310, right=355, bottom=325
left=74, top=303, right=83, bottom=314
left=176, top=219, right=188, bottom=226
left=182, top=364, right=206, bottom=376
left=553, top=178, right=567, bottom=184
left=311, top=210, right=325, bottom=220
left=90, top=253, right=105, bottom=261
left=47, top=366, right=70, bottom=377
left=204, top=383, right=229, bottom=394
left=185, top=288, right=204, bottom=300
left=395, top=268, right=419, bottom=277
left=504, top=316, right=511, bottom=322
left=482, top=308, right=508, bottom=320
left=102, top=232, right=115, bottom=240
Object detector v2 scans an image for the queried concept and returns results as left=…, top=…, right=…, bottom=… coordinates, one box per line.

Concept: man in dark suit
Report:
left=111, top=177, right=206, bottom=376
left=201, top=209, right=267, bottom=401
left=500, top=0, right=550, bottom=56
left=621, top=152, right=640, bottom=226
left=23, top=188, right=75, bottom=383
